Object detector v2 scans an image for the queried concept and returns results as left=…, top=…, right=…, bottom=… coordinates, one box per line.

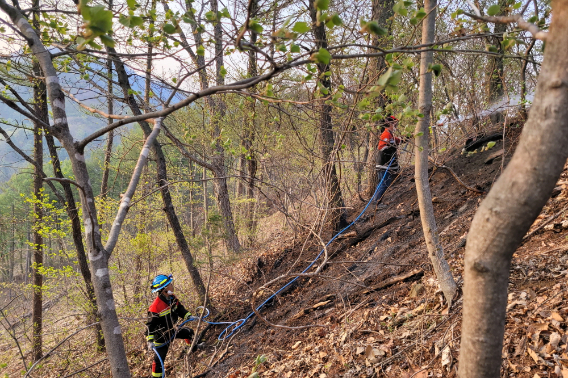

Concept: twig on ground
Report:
left=429, top=159, right=485, bottom=194
left=523, top=205, right=568, bottom=242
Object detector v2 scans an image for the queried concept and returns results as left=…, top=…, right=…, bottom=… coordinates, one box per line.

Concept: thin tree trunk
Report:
left=520, top=39, right=535, bottom=119
left=459, top=3, right=568, bottom=377
left=31, top=31, right=45, bottom=360
left=486, top=0, right=507, bottom=104
left=108, top=47, right=207, bottom=303
left=162, top=0, right=240, bottom=253
left=244, top=0, right=259, bottom=243
left=309, top=0, right=347, bottom=232
left=100, top=58, right=114, bottom=198
left=414, top=0, right=457, bottom=305
left=365, top=0, right=395, bottom=198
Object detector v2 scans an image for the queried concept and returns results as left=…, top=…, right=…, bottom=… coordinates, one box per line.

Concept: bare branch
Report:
left=104, top=118, right=163, bottom=256
left=463, top=11, right=548, bottom=40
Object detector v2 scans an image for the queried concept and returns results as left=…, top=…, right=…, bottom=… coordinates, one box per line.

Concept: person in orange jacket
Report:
left=371, top=116, right=402, bottom=205
left=146, top=274, right=193, bottom=378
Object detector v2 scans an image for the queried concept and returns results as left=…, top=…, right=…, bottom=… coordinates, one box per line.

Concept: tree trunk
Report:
left=486, top=0, right=507, bottom=105
left=365, top=0, right=395, bottom=199
left=109, top=47, right=207, bottom=302
left=309, top=0, right=347, bottom=233
left=44, top=132, right=105, bottom=350
left=31, top=40, right=45, bottom=361
left=458, top=4, right=568, bottom=377
left=414, top=0, right=457, bottom=305
left=1, top=5, right=131, bottom=375
left=520, top=40, right=535, bottom=119
left=100, top=55, right=114, bottom=198
left=162, top=0, right=241, bottom=253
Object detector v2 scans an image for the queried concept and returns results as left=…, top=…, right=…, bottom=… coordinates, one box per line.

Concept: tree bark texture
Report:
left=309, top=1, right=347, bottom=233
left=459, top=2, right=568, bottom=376
left=101, top=53, right=114, bottom=199
left=0, top=4, right=131, bottom=375
left=32, top=52, right=46, bottom=362
left=414, top=0, right=457, bottom=305
left=43, top=131, right=105, bottom=350
left=365, top=0, right=395, bottom=199
left=486, top=0, right=507, bottom=104
left=109, top=48, right=207, bottom=302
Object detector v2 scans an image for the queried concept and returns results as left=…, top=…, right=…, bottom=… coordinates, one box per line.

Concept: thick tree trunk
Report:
left=309, top=0, right=347, bottom=233
left=459, top=3, right=568, bottom=377
left=0, top=5, right=131, bottom=375
left=109, top=48, right=207, bottom=302
left=365, top=0, right=395, bottom=198
left=414, top=0, right=457, bottom=305
left=31, top=53, right=45, bottom=362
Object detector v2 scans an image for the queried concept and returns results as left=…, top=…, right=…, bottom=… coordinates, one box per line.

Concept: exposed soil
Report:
left=144, top=123, right=568, bottom=378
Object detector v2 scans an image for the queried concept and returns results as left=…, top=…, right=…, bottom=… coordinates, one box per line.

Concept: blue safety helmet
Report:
left=151, top=274, right=173, bottom=293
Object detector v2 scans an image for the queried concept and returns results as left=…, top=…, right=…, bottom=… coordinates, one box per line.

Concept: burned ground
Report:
left=134, top=124, right=568, bottom=378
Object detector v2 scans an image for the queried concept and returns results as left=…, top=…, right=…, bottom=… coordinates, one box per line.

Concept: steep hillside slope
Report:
left=145, top=124, right=568, bottom=378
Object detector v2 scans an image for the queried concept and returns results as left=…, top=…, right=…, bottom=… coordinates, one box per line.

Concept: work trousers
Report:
left=371, top=169, right=395, bottom=205
left=151, top=327, right=194, bottom=377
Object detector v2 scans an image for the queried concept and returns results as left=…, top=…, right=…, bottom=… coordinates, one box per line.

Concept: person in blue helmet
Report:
left=146, top=274, right=193, bottom=378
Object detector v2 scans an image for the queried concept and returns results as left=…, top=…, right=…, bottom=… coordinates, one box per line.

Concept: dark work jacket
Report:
left=145, top=293, right=190, bottom=344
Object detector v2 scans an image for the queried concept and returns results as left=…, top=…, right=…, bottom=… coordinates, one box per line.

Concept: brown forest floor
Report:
left=151, top=122, right=568, bottom=378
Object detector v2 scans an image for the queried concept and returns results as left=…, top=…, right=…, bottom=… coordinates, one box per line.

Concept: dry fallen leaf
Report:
left=292, top=341, right=302, bottom=350
left=528, top=347, right=540, bottom=364
left=552, top=312, right=564, bottom=322
left=441, top=345, right=452, bottom=370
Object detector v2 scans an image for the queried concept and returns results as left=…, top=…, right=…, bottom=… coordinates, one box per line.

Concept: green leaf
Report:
left=205, top=10, right=217, bottom=21
left=196, top=45, right=205, bottom=56
left=292, top=21, right=310, bottom=33
left=163, top=23, right=176, bottom=34
left=99, top=34, right=115, bottom=47
left=377, top=67, right=393, bottom=86
left=220, top=65, right=227, bottom=78
left=429, top=63, right=442, bottom=76
left=487, top=4, right=500, bottom=16
left=314, top=0, right=330, bottom=11
left=416, top=132, right=424, bottom=137
left=363, top=20, right=387, bottom=36
left=290, top=44, right=301, bottom=53
left=331, top=14, right=342, bottom=26
left=486, top=44, right=498, bottom=53
left=126, top=0, right=138, bottom=10
left=249, top=19, right=263, bottom=33
left=409, top=17, right=418, bottom=25
left=393, top=1, right=408, bottom=16
left=415, top=8, right=427, bottom=19
left=439, top=147, right=447, bottom=152
left=119, top=14, right=144, bottom=28
left=311, top=48, right=331, bottom=65
left=277, top=43, right=287, bottom=52
left=486, top=141, right=496, bottom=149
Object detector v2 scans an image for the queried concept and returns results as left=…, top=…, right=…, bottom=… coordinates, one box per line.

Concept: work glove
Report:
left=147, top=341, right=155, bottom=352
